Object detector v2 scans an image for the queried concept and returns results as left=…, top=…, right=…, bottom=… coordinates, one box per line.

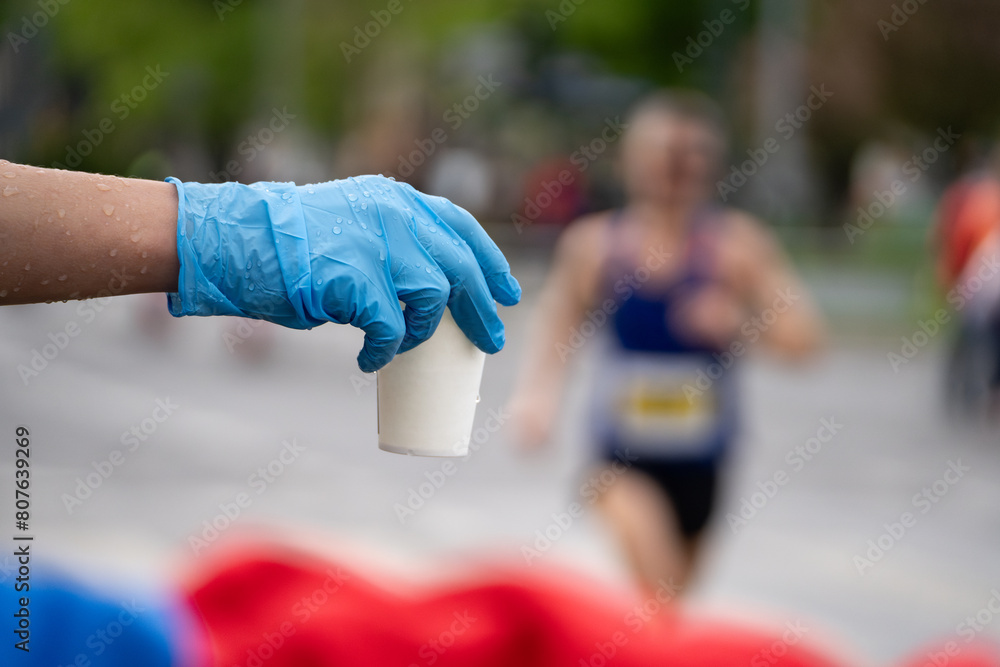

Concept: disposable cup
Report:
left=377, top=309, right=486, bottom=457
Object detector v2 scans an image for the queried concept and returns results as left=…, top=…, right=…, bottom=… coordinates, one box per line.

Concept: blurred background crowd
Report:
left=3, top=0, right=1000, bottom=665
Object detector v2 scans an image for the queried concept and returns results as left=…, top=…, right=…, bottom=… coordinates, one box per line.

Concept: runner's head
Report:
left=620, top=90, right=727, bottom=208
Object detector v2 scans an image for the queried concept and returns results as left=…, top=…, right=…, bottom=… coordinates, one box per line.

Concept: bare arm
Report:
left=508, top=215, right=607, bottom=448
left=727, top=212, right=825, bottom=359
left=0, top=161, right=179, bottom=304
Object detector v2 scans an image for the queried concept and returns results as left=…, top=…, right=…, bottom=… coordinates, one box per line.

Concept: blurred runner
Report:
left=509, top=91, right=824, bottom=593
left=933, top=149, right=1000, bottom=419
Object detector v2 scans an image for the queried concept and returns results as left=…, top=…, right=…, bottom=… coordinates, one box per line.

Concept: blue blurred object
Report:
left=166, top=175, right=521, bottom=372
left=3, top=565, right=197, bottom=666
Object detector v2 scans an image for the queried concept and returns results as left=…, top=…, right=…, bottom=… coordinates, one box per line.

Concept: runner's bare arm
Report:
left=0, top=162, right=179, bottom=305
left=508, top=215, right=607, bottom=448
left=726, top=212, right=825, bottom=359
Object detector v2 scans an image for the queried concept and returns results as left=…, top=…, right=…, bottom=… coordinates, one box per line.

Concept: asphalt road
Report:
left=1, top=256, right=998, bottom=665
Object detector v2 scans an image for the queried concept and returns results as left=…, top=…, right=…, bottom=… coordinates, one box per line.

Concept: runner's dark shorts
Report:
left=600, top=449, right=720, bottom=539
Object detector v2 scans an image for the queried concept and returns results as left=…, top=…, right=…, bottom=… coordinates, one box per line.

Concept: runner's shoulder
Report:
left=715, top=207, right=782, bottom=258
left=555, top=211, right=616, bottom=263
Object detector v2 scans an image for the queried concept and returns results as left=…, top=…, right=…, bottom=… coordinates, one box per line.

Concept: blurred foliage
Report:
left=1, top=0, right=757, bottom=175
left=2, top=0, right=999, bottom=221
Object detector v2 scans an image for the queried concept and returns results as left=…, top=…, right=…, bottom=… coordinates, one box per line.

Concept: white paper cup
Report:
left=377, top=309, right=486, bottom=457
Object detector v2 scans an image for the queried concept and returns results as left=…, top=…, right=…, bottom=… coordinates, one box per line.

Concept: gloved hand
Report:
left=166, top=175, right=521, bottom=372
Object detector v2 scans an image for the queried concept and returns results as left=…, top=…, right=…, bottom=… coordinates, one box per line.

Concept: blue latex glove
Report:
left=166, top=175, right=521, bottom=372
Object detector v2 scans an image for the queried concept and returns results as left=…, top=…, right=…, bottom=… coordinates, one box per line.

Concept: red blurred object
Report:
left=935, top=175, right=1000, bottom=287
left=519, top=157, right=587, bottom=227
left=186, top=547, right=846, bottom=667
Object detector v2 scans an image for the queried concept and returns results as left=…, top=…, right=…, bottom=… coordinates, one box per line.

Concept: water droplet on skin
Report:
left=3, top=186, right=19, bottom=197
left=141, top=251, right=147, bottom=258
left=248, top=284, right=255, bottom=291
left=12, top=288, right=19, bottom=293
left=40, top=279, right=50, bottom=286
left=2, top=172, right=14, bottom=178
left=360, top=222, right=367, bottom=230
left=333, top=226, right=341, bottom=234
left=348, top=194, right=358, bottom=202
left=95, top=183, right=111, bottom=191
left=130, top=233, right=141, bottom=242
left=140, top=266, right=147, bottom=274
left=109, top=249, right=118, bottom=257
left=103, top=204, right=114, bottom=216
left=23, top=263, right=30, bottom=271
left=0, top=290, right=6, bottom=298
left=57, top=209, right=66, bottom=218
left=57, top=275, right=67, bottom=281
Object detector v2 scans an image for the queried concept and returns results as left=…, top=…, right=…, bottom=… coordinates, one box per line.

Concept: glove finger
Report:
left=407, top=191, right=522, bottom=307
left=449, top=278, right=506, bottom=354
left=355, top=300, right=406, bottom=373
left=395, top=268, right=450, bottom=354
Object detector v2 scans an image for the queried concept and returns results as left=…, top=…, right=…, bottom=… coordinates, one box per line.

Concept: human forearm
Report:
left=0, top=161, right=179, bottom=304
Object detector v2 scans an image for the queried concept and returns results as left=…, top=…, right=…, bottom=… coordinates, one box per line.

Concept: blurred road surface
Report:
left=1, top=251, right=998, bottom=664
